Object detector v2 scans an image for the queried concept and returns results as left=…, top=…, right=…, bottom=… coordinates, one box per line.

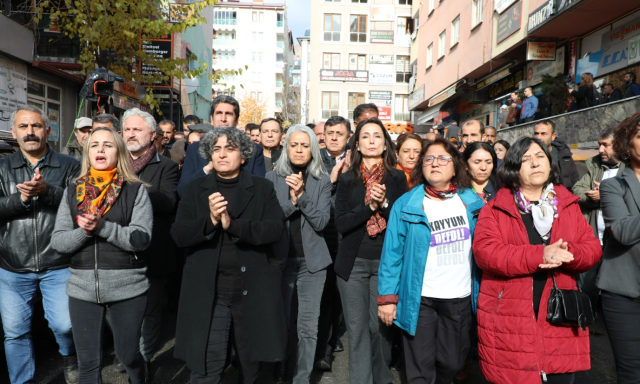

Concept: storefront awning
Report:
left=427, top=80, right=465, bottom=108
left=416, top=104, right=441, bottom=124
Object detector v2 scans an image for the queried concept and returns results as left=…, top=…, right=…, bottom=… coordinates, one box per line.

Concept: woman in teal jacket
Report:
left=378, top=137, right=484, bottom=384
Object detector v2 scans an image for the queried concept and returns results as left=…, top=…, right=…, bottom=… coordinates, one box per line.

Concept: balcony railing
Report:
left=275, top=81, right=284, bottom=88
left=213, top=39, right=236, bottom=45
left=277, top=21, right=284, bottom=28
left=276, top=41, right=285, bottom=48
left=214, top=18, right=237, bottom=25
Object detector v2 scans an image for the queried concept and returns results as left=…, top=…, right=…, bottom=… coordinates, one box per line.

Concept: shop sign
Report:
left=319, top=69, right=369, bottom=82
left=113, top=93, right=152, bottom=113
left=369, top=72, right=394, bottom=85
left=409, top=85, right=425, bottom=109
left=114, top=81, right=140, bottom=99
left=576, top=40, right=630, bottom=80
left=428, top=83, right=457, bottom=107
left=525, top=46, right=565, bottom=87
left=629, top=35, right=640, bottom=65
left=0, top=58, right=27, bottom=116
left=602, top=16, right=640, bottom=48
left=461, top=104, right=491, bottom=121
left=488, top=68, right=524, bottom=99
left=476, top=68, right=511, bottom=90
left=527, top=1, right=554, bottom=34
left=568, top=40, right=577, bottom=82
left=371, top=30, right=394, bottom=44
left=140, top=34, right=174, bottom=88
left=526, top=41, right=556, bottom=61
left=370, top=55, right=394, bottom=64
left=556, top=0, right=581, bottom=14
left=369, top=91, right=392, bottom=121
left=497, top=1, right=522, bottom=43
left=385, top=122, right=414, bottom=135
left=495, top=0, right=518, bottom=14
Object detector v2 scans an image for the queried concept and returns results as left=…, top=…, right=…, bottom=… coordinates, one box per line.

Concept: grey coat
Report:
left=597, top=166, right=640, bottom=298
left=266, top=170, right=332, bottom=273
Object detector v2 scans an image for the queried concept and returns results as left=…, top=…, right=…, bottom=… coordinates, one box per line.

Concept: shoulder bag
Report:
left=546, top=271, right=595, bottom=331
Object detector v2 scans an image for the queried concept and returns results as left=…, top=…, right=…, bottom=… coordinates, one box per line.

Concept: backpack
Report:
left=589, top=87, right=601, bottom=107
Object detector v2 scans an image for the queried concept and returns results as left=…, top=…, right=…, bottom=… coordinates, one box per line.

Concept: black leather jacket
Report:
left=0, top=147, right=80, bottom=272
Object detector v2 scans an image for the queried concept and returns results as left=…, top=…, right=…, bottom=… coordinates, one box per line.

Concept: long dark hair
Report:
left=463, top=142, right=502, bottom=190
left=410, top=137, right=471, bottom=189
left=498, top=137, right=561, bottom=191
left=349, top=118, right=396, bottom=184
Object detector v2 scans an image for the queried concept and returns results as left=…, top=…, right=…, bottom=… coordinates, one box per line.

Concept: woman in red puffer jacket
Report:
left=473, top=137, right=602, bottom=384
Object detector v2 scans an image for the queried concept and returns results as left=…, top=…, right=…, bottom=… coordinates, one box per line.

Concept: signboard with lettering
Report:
left=568, top=40, right=577, bottom=81
left=385, top=122, right=414, bottom=135
left=525, top=46, right=565, bottom=87
left=114, top=81, right=141, bottom=99
left=369, top=72, right=394, bottom=86
left=527, top=2, right=554, bottom=33
left=461, top=104, right=492, bottom=121
left=487, top=68, right=524, bottom=99
left=371, top=30, right=394, bottom=44
left=369, top=90, right=392, bottom=121
left=476, top=68, right=511, bottom=90
left=602, top=16, right=640, bottom=49
left=428, top=84, right=457, bottom=107
left=0, top=58, right=27, bottom=120
left=495, top=0, right=518, bottom=14
left=140, top=35, right=173, bottom=88
left=319, top=69, right=369, bottom=82
left=409, top=85, right=425, bottom=110
left=630, top=35, right=640, bottom=65
left=576, top=39, right=632, bottom=80
left=370, top=55, right=394, bottom=64
left=497, top=1, right=522, bottom=44
left=526, top=41, right=556, bottom=61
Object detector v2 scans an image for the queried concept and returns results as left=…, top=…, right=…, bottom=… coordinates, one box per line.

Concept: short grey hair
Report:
left=274, top=124, right=328, bottom=180
left=9, top=105, right=49, bottom=129
left=93, top=113, right=121, bottom=131
left=122, top=108, right=156, bottom=133
left=199, top=127, right=255, bottom=161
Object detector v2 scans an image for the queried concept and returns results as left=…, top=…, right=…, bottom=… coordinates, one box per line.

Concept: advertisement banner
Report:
left=525, top=46, right=565, bottom=86
left=371, top=30, right=394, bottom=44
left=369, top=72, right=394, bottom=86
left=0, top=58, right=28, bottom=126
left=497, top=1, right=522, bottom=43
left=602, top=16, right=640, bottom=48
left=370, top=55, right=394, bottom=64
left=320, top=69, right=369, bottom=82
left=526, top=41, right=556, bottom=61
left=630, top=36, right=640, bottom=65
left=140, top=35, right=174, bottom=88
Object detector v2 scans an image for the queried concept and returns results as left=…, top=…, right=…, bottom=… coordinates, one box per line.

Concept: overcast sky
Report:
left=286, top=0, right=310, bottom=43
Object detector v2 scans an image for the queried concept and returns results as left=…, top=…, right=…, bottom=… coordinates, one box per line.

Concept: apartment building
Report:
left=308, top=0, right=415, bottom=136
left=212, top=0, right=293, bottom=119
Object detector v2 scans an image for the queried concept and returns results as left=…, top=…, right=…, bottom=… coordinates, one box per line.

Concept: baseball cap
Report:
left=75, top=117, right=93, bottom=129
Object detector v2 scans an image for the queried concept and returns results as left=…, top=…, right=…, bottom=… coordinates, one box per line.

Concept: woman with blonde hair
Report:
left=52, top=127, right=153, bottom=384
left=569, top=72, right=597, bottom=110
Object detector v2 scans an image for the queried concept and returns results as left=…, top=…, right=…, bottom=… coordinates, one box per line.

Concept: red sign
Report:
left=377, top=106, right=391, bottom=121
left=568, top=39, right=577, bottom=82
left=385, top=122, right=414, bottom=134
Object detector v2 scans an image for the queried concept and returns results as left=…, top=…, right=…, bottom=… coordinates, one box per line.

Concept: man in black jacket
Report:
left=603, top=83, right=623, bottom=103
left=119, top=108, right=180, bottom=380
left=0, top=106, right=80, bottom=384
left=315, top=115, right=351, bottom=370
left=533, top=120, right=580, bottom=189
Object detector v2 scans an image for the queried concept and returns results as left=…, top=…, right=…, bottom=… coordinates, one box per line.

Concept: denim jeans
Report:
left=281, top=257, right=326, bottom=384
left=69, top=294, right=147, bottom=384
left=338, top=258, right=394, bottom=384
left=0, top=267, right=75, bottom=384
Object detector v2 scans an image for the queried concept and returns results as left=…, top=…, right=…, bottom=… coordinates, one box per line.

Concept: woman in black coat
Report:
left=171, top=128, right=286, bottom=383
left=569, top=72, right=596, bottom=110
left=334, top=118, right=408, bottom=384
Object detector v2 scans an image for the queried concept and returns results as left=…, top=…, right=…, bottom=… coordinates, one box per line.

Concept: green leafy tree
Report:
left=35, top=0, right=236, bottom=111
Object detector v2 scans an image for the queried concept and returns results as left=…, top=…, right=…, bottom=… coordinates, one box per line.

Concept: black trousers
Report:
left=69, top=294, right=147, bottom=384
left=602, top=290, right=640, bottom=384
left=191, top=291, right=260, bottom=384
left=315, top=255, right=344, bottom=358
left=403, top=296, right=471, bottom=384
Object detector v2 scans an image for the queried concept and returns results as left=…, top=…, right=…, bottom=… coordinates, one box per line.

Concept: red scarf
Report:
left=362, top=161, right=386, bottom=238
left=424, top=182, right=457, bottom=199
left=130, top=145, right=157, bottom=175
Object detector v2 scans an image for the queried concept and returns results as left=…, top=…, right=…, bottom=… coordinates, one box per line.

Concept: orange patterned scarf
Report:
left=75, top=167, right=123, bottom=216
left=362, top=161, right=386, bottom=238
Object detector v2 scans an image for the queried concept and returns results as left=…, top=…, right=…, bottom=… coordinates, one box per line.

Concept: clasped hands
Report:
left=540, top=238, right=574, bottom=269
left=17, top=168, right=47, bottom=203
left=286, top=172, right=304, bottom=205
left=209, top=192, right=231, bottom=230
left=77, top=207, right=102, bottom=236
left=368, top=182, right=387, bottom=211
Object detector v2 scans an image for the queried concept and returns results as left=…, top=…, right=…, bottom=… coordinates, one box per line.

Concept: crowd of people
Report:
left=2, top=94, right=640, bottom=384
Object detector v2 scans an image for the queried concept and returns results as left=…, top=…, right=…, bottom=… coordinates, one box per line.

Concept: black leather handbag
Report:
left=546, top=271, right=595, bottom=331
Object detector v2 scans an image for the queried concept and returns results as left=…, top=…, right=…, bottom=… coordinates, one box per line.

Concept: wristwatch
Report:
left=380, top=200, right=389, bottom=211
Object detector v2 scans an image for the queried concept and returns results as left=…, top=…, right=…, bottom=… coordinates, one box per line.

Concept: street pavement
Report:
left=0, top=308, right=617, bottom=383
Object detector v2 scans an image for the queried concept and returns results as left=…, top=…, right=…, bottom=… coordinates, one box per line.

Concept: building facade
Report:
left=308, top=0, right=414, bottom=137
left=212, top=0, right=294, bottom=120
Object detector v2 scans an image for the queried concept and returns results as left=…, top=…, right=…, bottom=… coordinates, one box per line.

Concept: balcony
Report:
left=214, top=18, right=237, bottom=26
left=213, top=39, right=236, bottom=46
left=276, top=41, right=285, bottom=48
left=277, top=20, right=284, bottom=28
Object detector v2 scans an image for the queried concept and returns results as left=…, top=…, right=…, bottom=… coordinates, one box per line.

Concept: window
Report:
left=438, top=31, right=446, bottom=58
left=451, top=16, right=460, bottom=46
left=348, top=93, right=366, bottom=120
left=397, top=17, right=411, bottom=36
left=351, top=0, right=367, bottom=3
left=214, top=10, right=237, bottom=24
left=396, top=56, right=411, bottom=83
left=350, top=15, right=367, bottom=43
left=426, top=43, right=433, bottom=68
left=27, top=80, right=61, bottom=148
left=395, top=95, right=410, bottom=121
left=472, top=0, right=482, bottom=27
left=428, top=0, right=435, bottom=14
left=251, top=71, right=263, bottom=82
left=322, top=92, right=340, bottom=119
left=398, top=0, right=412, bottom=4
left=252, top=32, right=264, bottom=42
left=325, top=0, right=342, bottom=2
left=251, top=52, right=263, bottom=62
left=252, top=11, right=264, bottom=22
left=324, top=14, right=341, bottom=42
left=323, top=53, right=341, bottom=69
left=257, top=92, right=263, bottom=101
left=349, top=54, right=366, bottom=70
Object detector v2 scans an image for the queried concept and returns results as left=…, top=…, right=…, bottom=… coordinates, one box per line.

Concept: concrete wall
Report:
left=497, top=96, right=640, bottom=147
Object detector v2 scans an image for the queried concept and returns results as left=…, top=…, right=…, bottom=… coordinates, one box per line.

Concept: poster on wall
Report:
left=526, top=41, right=556, bottom=61
left=0, top=58, right=28, bottom=132
left=629, top=36, right=640, bottom=65
left=525, top=46, right=565, bottom=86
left=369, top=72, right=394, bottom=86
left=369, top=91, right=392, bottom=121
left=48, top=108, right=60, bottom=142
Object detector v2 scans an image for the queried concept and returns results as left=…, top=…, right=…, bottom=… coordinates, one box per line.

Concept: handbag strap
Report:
left=550, top=270, right=558, bottom=290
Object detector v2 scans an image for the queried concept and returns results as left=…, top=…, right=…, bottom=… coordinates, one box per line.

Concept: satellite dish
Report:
left=184, top=77, right=198, bottom=94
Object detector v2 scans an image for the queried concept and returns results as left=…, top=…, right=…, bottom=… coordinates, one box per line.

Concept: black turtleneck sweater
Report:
left=212, top=173, right=242, bottom=292
left=288, top=163, right=309, bottom=258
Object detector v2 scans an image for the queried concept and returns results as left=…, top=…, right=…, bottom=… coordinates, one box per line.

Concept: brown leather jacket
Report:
left=506, top=99, right=522, bottom=124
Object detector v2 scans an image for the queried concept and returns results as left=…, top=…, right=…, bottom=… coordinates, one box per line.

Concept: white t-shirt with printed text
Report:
left=421, top=194, right=472, bottom=299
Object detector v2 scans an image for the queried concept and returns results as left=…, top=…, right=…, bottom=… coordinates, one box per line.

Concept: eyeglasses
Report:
left=423, top=155, right=452, bottom=166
